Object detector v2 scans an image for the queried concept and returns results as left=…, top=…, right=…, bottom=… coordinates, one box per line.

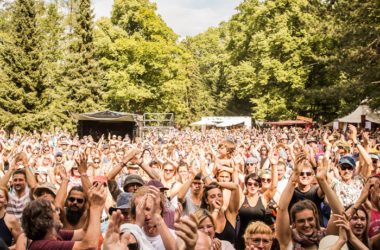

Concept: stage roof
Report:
left=70, top=111, right=137, bottom=122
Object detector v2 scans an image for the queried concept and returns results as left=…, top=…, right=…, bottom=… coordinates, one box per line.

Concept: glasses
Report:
left=246, top=237, right=272, bottom=245
left=247, top=182, right=259, bottom=188
left=94, top=161, right=100, bottom=164
left=164, top=169, right=174, bottom=172
left=68, top=197, right=84, bottom=204
left=247, top=163, right=256, bottom=166
left=261, top=178, right=271, bottom=183
left=300, top=171, right=312, bottom=177
left=340, top=165, right=354, bottom=171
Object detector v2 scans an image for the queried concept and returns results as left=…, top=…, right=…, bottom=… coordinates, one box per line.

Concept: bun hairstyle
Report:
left=245, top=173, right=261, bottom=188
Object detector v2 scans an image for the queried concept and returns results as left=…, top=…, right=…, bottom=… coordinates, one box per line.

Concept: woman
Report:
left=236, top=164, right=277, bottom=250
left=200, top=182, right=239, bottom=245
left=161, top=162, right=177, bottom=189
left=259, top=145, right=269, bottom=168
left=194, top=209, right=234, bottom=250
left=0, top=186, right=21, bottom=247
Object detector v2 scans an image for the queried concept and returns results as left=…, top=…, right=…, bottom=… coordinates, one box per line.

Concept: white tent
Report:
left=216, top=120, right=244, bottom=127
left=337, top=104, right=380, bottom=124
left=190, top=120, right=216, bottom=126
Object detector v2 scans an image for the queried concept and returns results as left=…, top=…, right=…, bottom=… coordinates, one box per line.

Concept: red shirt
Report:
left=28, top=230, right=75, bottom=250
left=369, top=209, right=380, bottom=238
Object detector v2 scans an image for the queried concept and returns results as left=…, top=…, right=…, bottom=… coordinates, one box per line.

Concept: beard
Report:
left=66, top=205, right=86, bottom=225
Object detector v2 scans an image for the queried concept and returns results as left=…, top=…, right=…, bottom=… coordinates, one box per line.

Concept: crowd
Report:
left=0, top=125, right=379, bottom=249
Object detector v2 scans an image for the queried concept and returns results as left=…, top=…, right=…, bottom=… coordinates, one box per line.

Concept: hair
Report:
left=194, top=172, right=202, bottom=181
left=245, top=173, right=261, bottom=187
left=162, top=162, right=176, bottom=173
left=346, top=205, right=370, bottom=249
left=194, top=208, right=216, bottom=228
left=243, top=221, right=272, bottom=241
left=0, top=186, right=9, bottom=202
left=200, top=182, right=222, bottom=209
left=67, top=186, right=87, bottom=204
left=290, top=200, right=320, bottom=230
left=130, top=186, right=166, bottom=220
left=259, top=169, right=272, bottom=178
left=12, top=169, right=26, bottom=179
left=216, top=169, right=231, bottom=180
left=22, top=199, right=54, bottom=240
left=259, top=145, right=269, bottom=156
left=219, top=140, right=236, bottom=155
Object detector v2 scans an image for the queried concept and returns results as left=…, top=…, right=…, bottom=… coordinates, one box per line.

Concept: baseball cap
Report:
left=339, top=155, right=356, bottom=168
left=146, top=179, right=168, bottom=191
left=246, top=157, right=258, bottom=164
left=109, top=192, right=133, bottom=215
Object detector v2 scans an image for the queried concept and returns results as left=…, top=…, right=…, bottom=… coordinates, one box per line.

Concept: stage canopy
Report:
left=264, top=120, right=311, bottom=126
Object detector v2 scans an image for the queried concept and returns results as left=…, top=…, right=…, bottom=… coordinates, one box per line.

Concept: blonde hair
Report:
left=243, top=221, right=272, bottom=241
left=194, top=208, right=216, bottom=227
left=0, top=186, right=9, bottom=202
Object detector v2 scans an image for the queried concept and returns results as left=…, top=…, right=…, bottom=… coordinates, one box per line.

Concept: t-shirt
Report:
left=369, top=209, right=380, bottom=238
left=330, top=175, right=365, bottom=208
left=145, top=229, right=176, bottom=250
left=6, top=190, right=31, bottom=222
left=29, top=230, right=74, bottom=250
left=289, top=186, right=324, bottom=227
left=182, top=196, right=200, bottom=216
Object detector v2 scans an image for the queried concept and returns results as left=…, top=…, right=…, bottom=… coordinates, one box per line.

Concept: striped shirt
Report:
left=6, top=191, right=31, bottom=222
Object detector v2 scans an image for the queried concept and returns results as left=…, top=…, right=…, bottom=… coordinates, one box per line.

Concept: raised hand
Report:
left=88, top=182, right=107, bottom=209
left=348, top=124, right=358, bottom=142
left=75, top=152, right=88, bottom=174
left=104, top=210, right=128, bottom=250
left=174, top=214, right=198, bottom=250
left=174, top=202, right=183, bottom=223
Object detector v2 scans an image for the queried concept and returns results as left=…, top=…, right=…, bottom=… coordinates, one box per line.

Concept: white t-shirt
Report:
left=145, top=229, right=176, bottom=250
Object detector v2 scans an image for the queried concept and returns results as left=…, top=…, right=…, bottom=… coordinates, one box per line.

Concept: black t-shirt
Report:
left=289, top=186, right=324, bottom=227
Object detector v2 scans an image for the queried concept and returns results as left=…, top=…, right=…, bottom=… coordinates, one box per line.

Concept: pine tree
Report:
left=62, top=0, right=104, bottom=120
left=0, top=0, right=48, bottom=131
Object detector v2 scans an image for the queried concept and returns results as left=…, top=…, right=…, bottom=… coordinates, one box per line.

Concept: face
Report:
left=125, top=183, right=142, bottom=193
left=260, top=147, right=268, bottom=156
left=206, top=188, right=223, bottom=210
left=246, top=178, right=260, bottom=195
left=37, top=189, right=55, bottom=202
left=245, top=233, right=273, bottom=250
left=339, top=164, right=354, bottom=182
left=134, top=195, right=161, bottom=229
left=178, top=167, right=189, bottom=180
left=246, top=162, right=257, bottom=174
left=67, top=190, right=85, bottom=211
left=337, top=146, right=346, bottom=156
left=277, top=165, right=286, bottom=180
left=198, top=217, right=215, bottom=238
left=350, top=210, right=367, bottom=237
left=0, top=190, right=7, bottom=208
left=293, top=209, right=316, bottom=236
left=219, top=146, right=227, bottom=156
left=260, top=174, right=272, bottom=189
left=163, top=164, right=175, bottom=179
left=12, top=174, right=26, bottom=192
left=217, top=171, right=231, bottom=183
left=120, top=208, right=133, bottom=224
left=192, top=180, right=203, bottom=194
left=298, top=167, right=313, bottom=186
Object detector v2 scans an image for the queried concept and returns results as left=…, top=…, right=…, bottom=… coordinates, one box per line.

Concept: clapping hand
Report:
left=104, top=210, right=128, bottom=250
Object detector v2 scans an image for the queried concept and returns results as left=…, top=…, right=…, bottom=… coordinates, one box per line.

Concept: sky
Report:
left=92, top=0, right=242, bottom=38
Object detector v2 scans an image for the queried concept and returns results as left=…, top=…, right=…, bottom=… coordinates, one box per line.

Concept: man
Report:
left=33, top=182, right=57, bottom=202
left=0, top=152, right=37, bottom=222
left=177, top=173, right=203, bottom=216
left=21, top=183, right=106, bottom=249
left=276, top=160, right=288, bottom=194
left=108, top=192, right=133, bottom=224
left=130, top=185, right=176, bottom=250
left=61, top=186, right=88, bottom=230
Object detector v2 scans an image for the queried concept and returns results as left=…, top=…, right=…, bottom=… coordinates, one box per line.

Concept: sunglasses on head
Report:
left=68, top=197, right=84, bottom=204
left=300, top=171, right=312, bottom=177
left=340, top=165, right=354, bottom=171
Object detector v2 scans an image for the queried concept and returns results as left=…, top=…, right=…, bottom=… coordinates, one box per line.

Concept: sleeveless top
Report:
left=214, top=212, right=235, bottom=245
left=0, top=213, right=12, bottom=246
left=236, top=195, right=266, bottom=250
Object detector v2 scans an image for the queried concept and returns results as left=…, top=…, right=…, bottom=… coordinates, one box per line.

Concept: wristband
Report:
left=80, top=173, right=88, bottom=177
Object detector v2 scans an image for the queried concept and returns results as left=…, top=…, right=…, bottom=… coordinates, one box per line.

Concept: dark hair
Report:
left=290, top=200, right=320, bottom=230
left=245, top=173, right=261, bottom=187
left=12, top=169, right=26, bottom=179
left=200, top=182, right=222, bottom=210
left=194, top=172, right=202, bottom=181
left=22, top=199, right=54, bottom=240
left=346, top=205, right=370, bottom=249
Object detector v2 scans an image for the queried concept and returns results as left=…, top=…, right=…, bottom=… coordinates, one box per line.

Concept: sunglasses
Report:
left=94, top=161, right=100, bottom=164
left=261, top=178, right=271, bottom=183
left=340, top=165, right=354, bottom=171
left=164, top=169, right=174, bottom=172
left=247, top=182, right=259, bottom=187
left=247, top=163, right=256, bottom=166
left=300, top=171, right=312, bottom=177
left=68, top=197, right=84, bottom=204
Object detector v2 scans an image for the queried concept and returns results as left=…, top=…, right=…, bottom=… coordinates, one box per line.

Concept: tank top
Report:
left=236, top=195, right=266, bottom=250
left=214, top=212, right=235, bottom=245
left=0, top=213, right=12, bottom=246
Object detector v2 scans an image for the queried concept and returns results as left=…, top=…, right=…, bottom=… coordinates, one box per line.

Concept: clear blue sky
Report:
left=93, top=0, right=242, bottom=38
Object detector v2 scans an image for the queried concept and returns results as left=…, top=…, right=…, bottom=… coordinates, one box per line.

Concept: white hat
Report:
left=318, top=235, right=348, bottom=250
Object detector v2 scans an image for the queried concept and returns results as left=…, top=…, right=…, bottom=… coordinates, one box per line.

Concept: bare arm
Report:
left=177, top=174, right=194, bottom=204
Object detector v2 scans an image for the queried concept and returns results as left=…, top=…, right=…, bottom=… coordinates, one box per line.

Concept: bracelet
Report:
left=80, top=173, right=88, bottom=177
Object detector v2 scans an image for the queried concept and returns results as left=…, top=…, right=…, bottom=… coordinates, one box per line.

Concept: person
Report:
left=21, top=182, right=106, bottom=249
left=130, top=185, right=176, bottom=250
left=108, top=192, right=134, bottom=224
left=243, top=221, right=274, bottom=250
left=194, top=208, right=234, bottom=250
left=276, top=152, right=326, bottom=249
left=0, top=186, right=21, bottom=248
left=33, top=182, right=57, bottom=202
left=177, top=173, right=203, bottom=217
left=0, top=153, right=37, bottom=222
left=200, top=181, right=239, bottom=245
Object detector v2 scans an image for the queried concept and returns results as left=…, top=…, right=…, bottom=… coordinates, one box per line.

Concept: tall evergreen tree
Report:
left=0, top=0, right=48, bottom=131
left=62, top=0, right=104, bottom=121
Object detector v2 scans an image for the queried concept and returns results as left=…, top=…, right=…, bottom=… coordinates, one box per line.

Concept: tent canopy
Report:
left=265, top=120, right=311, bottom=126
left=216, top=120, right=244, bottom=127
left=336, top=105, right=380, bottom=124
left=70, top=110, right=137, bottom=122
left=190, top=120, right=216, bottom=126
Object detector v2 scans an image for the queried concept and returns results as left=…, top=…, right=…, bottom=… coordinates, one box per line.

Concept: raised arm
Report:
left=218, top=182, right=240, bottom=216
left=54, top=168, right=69, bottom=209
left=264, top=152, right=278, bottom=202
left=348, top=125, right=371, bottom=178
left=139, top=155, right=160, bottom=180
left=76, top=153, right=91, bottom=194
left=177, top=173, right=194, bottom=204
